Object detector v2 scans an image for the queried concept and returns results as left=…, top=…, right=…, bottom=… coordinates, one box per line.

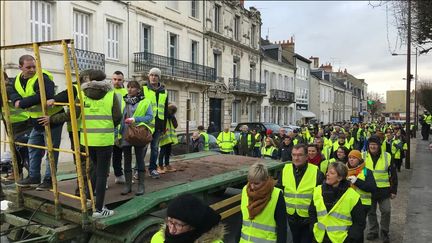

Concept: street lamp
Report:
left=392, top=47, right=418, bottom=136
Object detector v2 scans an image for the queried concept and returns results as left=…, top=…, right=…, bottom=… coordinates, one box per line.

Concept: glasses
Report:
left=166, top=218, right=188, bottom=231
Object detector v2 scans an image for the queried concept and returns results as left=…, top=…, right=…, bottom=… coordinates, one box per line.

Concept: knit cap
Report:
left=348, top=150, right=362, bottom=161
left=148, top=67, right=161, bottom=77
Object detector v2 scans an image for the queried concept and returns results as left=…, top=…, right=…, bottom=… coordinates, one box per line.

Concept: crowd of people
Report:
left=0, top=54, right=428, bottom=242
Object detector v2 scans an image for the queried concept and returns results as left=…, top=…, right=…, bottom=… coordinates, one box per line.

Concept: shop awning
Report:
left=296, top=110, right=316, bottom=118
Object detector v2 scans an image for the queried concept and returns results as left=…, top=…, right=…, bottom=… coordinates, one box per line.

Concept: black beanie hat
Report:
left=167, top=194, right=221, bottom=234
left=368, top=135, right=381, bottom=145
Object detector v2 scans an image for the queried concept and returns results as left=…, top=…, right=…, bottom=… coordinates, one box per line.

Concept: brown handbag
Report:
left=124, top=105, right=153, bottom=146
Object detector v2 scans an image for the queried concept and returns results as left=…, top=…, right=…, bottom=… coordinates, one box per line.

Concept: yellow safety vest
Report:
left=347, top=137, right=354, bottom=150
left=391, top=139, right=402, bottom=159
left=240, top=186, right=280, bottom=243
left=282, top=163, right=318, bottom=217
left=321, top=146, right=332, bottom=160
left=312, top=185, right=360, bottom=243
left=200, top=131, right=209, bottom=151
left=355, top=128, right=363, bottom=142
left=363, top=151, right=391, bottom=188
left=425, top=114, right=432, bottom=125
left=159, top=119, right=178, bottom=146
left=332, top=141, right=350, bottom=153
left=14, top=70, right=62, bottom=118
left=1, top=102, right=29, bottom=124
left=320, top=158, right=335, bottom=174
left=114, top=87, right=127, bottom=97
left=254, top=133, right=262, bottom=148
left=351, top=168, right=372, bottom=206
left=79, top=91, right=115, bottom=146
left=261, top=146, right=277, bottom=158
left=239, top=133, right=253, bottom=146
left=143, top=85, right=167, bottom=121
left=151, top=228, right=223, bottom=243
left=217, top=131, right=236, bottom=153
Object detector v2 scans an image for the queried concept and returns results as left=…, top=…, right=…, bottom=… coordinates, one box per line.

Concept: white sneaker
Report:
left=115, top=175, right=126, bottom=184
left=92, top=207, right=114, bottom=218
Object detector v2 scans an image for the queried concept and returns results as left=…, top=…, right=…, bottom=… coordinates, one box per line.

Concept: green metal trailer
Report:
left=1, top=151, right=285, bottom=242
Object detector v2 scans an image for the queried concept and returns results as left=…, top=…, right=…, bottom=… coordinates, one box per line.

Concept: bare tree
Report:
left=417, top=81, right=432, bottom=113
left=367, top=92, right=385, bottom=120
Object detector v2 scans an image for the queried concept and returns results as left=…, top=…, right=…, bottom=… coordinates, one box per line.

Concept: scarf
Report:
left=246, top=177, right=277, bottom=219
left=124, top=94, right=143, bottom=105
left=308, top=154, right=322, bottom=166
left=347, top=162, right=365, bottom=177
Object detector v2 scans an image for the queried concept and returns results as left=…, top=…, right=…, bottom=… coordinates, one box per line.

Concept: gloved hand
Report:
left=347, top=175, right=357, bottom=184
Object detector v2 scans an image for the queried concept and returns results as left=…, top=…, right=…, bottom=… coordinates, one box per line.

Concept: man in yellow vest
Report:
left=216, top=126, right=236, bottom=154
left=0, top=71, right=31, bottom=181
left=142, top=68, right=168, bottom=179
left=281, top=144, right=324, bottom=243
left=251, top=129, right=262, bottom=158
left=111, top=71, right=128, bottom=184
left=363, top=135, right=398, bottom=243
left=237, top=125, right=255, bottom=156
left=11, top=55, right=64, bottom=190
left=420, top=110, right=431, bottom=140
left=197, top=125, right=209, bottom=151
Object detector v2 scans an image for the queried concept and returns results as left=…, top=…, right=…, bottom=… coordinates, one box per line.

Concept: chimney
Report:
left=280, top=37, right=295, bottom=65
left=239, top=0, right=245, bottom=7
left=344, top=68, right=347, bottom=74
left=309, top=56, right=319, bottom=68
left=320, top=63, right=333, bottom=72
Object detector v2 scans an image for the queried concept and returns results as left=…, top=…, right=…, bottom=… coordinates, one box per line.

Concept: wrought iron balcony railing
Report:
left=68, top=48, right=105, bottom=72
left=228, top=78, right=266, bottom=95
left=269, top=89, right=295, bottom=103
left=134, top=52, right=216, bottom=82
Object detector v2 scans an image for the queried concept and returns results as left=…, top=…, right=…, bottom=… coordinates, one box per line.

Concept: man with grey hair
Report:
left=237, top=124, right=255, bottom=156
left=142, top=67, right=168, bottom=179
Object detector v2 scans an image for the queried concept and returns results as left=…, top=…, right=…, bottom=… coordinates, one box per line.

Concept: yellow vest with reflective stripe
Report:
left=254, top=133, right=262, bottom=148
left=391, top=139, right=402, bottom=159
left=80, top=91, right=115, bottom=146
left=14, top=70, right=62, bottom=118
left=352, top=168, right=372, bottom=206
left=363, top=151, right=391, bottom=188
left=312, top=185, right=360, bottom=243
left=159, top=119, right=178, bottom=146
left=1, top=102, right=29, bottom=123
left=143, top=85, right=167, bottom=121
left=261, top=146, right=277, bottom=158
left=240, top=186, right=280, bottom=243
left=282, top=163, right=318, bottom=217
left=200, top=131, right=209, bottom=151
left=151, top=229, right=223, bottom=243
left=217, top=131, right=236, bottom=153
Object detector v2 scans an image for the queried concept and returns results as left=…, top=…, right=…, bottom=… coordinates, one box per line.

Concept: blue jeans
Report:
left=28, top=124, right=63, bottom=180
left=148, top=130, right=161, bottom=171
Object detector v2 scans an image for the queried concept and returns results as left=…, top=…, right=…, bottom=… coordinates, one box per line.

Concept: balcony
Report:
left=269, top=89, right=295, bottom=103
left=68, top=48, right=105, bottom=72
left=228, top=78, right=266, bottom=95
left=134, top=52, right=216, bottom=83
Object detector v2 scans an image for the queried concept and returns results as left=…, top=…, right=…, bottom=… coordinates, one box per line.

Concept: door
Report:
left=209, top=98, right=222, bottom=133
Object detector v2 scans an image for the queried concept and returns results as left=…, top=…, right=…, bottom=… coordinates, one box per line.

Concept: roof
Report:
left=294, top=53, right=312, bottom=64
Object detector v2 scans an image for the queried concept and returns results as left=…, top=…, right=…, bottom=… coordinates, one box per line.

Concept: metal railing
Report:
left=68, top=47, right=105, bottom=72
left=228, top=78, right=266, bottom=94
left=134, top=52, right=216, bottom=82
left=269, top=89, right=295, bottom=103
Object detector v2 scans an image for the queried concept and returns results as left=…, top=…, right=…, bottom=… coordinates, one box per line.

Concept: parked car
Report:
left=171, top=132, right=219, bottom=155
left=234, top=122, right=281, bottom=137
left=282, top=125, right=300, bottom=133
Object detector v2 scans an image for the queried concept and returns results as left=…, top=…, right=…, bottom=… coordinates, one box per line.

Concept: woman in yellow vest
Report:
left=309, top=161, right=366, bottom=243
left=261, top=137, right=278, bottom=159
left=334, top=146, right=349, bottom=164
left=237, top=162, right=287, bottom=243
left=151, top=194, right=225, bottom=243
left=119, top=81, right=154, bottom=196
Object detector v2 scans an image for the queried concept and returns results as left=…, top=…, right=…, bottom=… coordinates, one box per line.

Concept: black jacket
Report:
left=309, top=180, right=366, bottom=243
left=279, top=142, right=293, bottom=162
left=235, top=190, right=288, bottom=243
left=369, top=151, right=398, bottom=201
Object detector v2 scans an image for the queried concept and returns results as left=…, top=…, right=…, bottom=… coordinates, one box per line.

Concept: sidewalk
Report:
left=403, top=138, right=432, bottom=242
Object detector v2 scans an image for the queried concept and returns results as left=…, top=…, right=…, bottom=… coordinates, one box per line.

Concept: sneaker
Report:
left=36, top=180, right=53, bottom=191
left=164, top=165, right=177, bottom=172
left=92, top=208, right=114, bottom=219
left=115, top=175, right=126, bottom=184
left=16, top=176, right=40, bottom=187
left=157, top=166, right=166, bottom=174
left=149, top=170, right=160, bottom=179
left=133, top=171, right=139, bottom=180
left=366, top=233, right=379, bottom=241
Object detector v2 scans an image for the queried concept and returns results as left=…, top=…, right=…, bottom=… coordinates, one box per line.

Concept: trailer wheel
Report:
left=133, top=224, right=160, bottom=243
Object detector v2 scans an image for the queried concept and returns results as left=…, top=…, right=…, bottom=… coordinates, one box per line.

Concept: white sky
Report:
left=245, top=1, right=432, bottom=98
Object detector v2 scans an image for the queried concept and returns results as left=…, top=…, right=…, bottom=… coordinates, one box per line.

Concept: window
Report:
left=231, top=101, right=241, bottom=124
left=191, top=0, right=198, bottom=18
left=278, top=74, right=283, bottom=90
left=191, top=40, right=198, bottom=64
left=234, top=15, right=240, bottom=40
left=73, top=10, right=89, bottom=50
left=264, top=106, right=269, bottom=122
left=167, top=1, right=178, bottom=10
left=167, top=90, right=178, bottom=103
left=213, top=52, right=221, bottom=77
left=214, top=5, right=221, bottom=33
left=31, top=1, right=53, bottom=42
left=251, top=24, right=256, bottom=48
left=249, top=64, right=256, bottom=82
left=168, top=33, right=178, bottom=59
left=189, top=92, right=199, bottom=126
left=107, top=21, right=120, bottom=60
left=249, top=102, right=257, bottom=122
left=233, top=59, right=240, bottom=79
left=140, top=23, right=151, bottom=53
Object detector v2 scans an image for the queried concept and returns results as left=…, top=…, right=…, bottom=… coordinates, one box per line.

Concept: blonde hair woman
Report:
left=237, top=162, right=288, bottom=242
